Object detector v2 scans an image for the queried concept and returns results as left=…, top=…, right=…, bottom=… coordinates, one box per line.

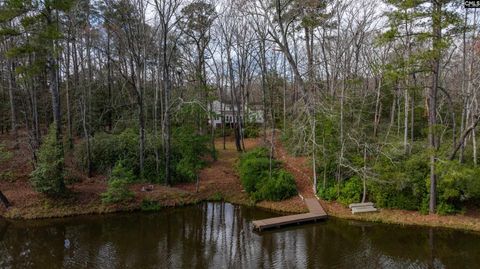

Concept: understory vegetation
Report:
left=238, top=148, right=297, bottom=201
left=30, top=126, right=66, bottom=196
left=75, top=126, right=209, bottom=184
left=101, top=162, right=135, bottom=204
left=289, top=113, right=480, bottom=215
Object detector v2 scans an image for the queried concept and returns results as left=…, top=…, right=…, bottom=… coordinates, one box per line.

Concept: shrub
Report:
left=317, top=177, right=362, bottom=206
left=173, top=127, right=209, bottom=182
left=76, top=127, right=209, bottom=184
left=101, top=162, right=135, bottom=204
left=238, top=147, right=297, bottom=201
left=110, top=161, right=135, bottom=182
left=239, top=157, right=272, bottom=193
left=75, top=129, right=137, bottom=175
left=436, top=202, right=457, bottom=216
left=255, top=170, right=297, bottom=201
left=318, top=184, right=338, bottom=201
left=243, top=123, right=259, bottom=138
left=435, top=160, right=480, bottom=213
left=338, top=176, right=362, bottom=205
left=30, top=125, right=66, bottom=196
left=0, top=144, right=12, bottom=162
left=0, top=144, right=13, bottom=182
left=368, top=149, right=429, bottom=211
left=239, top=147, right=270, bottom=161
left=141, top=199, right=161, bottom=211
left=210, top=192, right=223, bottom=201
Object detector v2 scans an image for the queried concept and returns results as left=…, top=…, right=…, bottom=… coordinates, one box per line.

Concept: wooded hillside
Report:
left=1, top=0, right=479, bottom=215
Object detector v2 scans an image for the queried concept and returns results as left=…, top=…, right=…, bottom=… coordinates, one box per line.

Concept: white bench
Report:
left=352, top=206, right=377, bottom=214
left=348, top=202, right=374, bottom=209
left=349, top=202, right=378, bottom=214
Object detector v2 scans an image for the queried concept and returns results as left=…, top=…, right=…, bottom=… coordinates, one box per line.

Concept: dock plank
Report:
left=252, top=198, right=328, bottom=231
left=305, top=198, right=327, bottom=215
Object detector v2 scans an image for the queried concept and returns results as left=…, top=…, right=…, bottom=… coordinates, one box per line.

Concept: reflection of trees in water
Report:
left=1, top=204, right=480, bottom=268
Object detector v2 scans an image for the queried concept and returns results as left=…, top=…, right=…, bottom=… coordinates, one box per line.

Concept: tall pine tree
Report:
left=1, top=0, right=75, bottom=195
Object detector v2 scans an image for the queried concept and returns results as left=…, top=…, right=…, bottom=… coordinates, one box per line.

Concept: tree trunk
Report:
left=362, top=144, right=367, bottom=203
left=305, top=26, right=314, bottom=83
left=429, top=0, right=442, bottom=214
left=7, top=60, right=18, bottom=148
left=49, top=55, right=62, bottom=139
left=226, top=42, right=242, bottom=152
left=163, top=24, right=172, bottom=185
left=373, top=77, right=381, bottom=137
left=107, top=29, right=113, bottom=131
left=85, top=23, right=94, bottom=178
left=260, top=38, right=268, bottom=144
left=137, top=66, right=145, bottom=179
left=404, top=87, right=409, bottom=154
left=0, top=191, right=10, bottom=208
left=65, top=41, right=73, bottom=149
left=312, top=115, right=317, bottom=194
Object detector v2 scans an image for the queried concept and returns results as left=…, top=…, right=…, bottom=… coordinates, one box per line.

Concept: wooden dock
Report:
left=252, top=198, right=328, bottom=231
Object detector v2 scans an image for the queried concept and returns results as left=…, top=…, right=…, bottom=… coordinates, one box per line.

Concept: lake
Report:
left=1, top=202, right=479, bottom=268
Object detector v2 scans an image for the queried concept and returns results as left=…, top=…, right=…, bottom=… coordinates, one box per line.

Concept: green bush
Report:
left=318, top=184, right=338, bottom=201
left=173, top=127, right=209, bottom=182
left=0, top=144, right=12, bottom=162
left=210, top=192, right=224, bottom=201
left=238, top=147, right=297, bottom=201
left=255, top=170, right=297, bottom=201
left=435, top=160, right=480, bottom=213
left=141, top=198, right=161, bottom=211
left=101, top=162, right=135, bottom=204
left=436, top=202, right=457, bottom=215
left=75, top=129, right=138, bottom=175
left=368, top=149, right=429, bottom=211
left=338, top=176, right=362, bottom=205
left=243, top=123, right=259, bottom=138
left=317, top=177, right=362, bottom=206
left=76, top=127, right=209, bottom=184
left=30, top=125, right=66, bottom=196
left=0, top=144, right=13, bottom=182
left=239, top=147, right=270, bottom=160
left=239, top=157, right=272, bottom=193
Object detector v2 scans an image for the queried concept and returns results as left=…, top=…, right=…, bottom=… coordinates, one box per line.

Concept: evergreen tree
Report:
left=1, top=0, right=74, bottom=195
left=30, top=125, right=65, bottom=195
left=381, top=0, right=463, bottom=213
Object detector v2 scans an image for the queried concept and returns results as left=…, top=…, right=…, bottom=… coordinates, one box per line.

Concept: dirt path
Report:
left=180, top=137, right=307, bottom=213
left=270, top=133, right=480, bottom=232
left=273, top=138, right=315, bottom=198
left=0, top=136, right=307, bottom=219
left=4, top=132, right=480, bottom=233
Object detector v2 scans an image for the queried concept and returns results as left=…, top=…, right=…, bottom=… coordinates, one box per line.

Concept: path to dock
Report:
left=252, top=198, right=328, bottom=231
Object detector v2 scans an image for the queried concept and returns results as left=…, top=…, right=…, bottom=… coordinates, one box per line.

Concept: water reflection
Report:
left=0, top=203, right=479, bottom=268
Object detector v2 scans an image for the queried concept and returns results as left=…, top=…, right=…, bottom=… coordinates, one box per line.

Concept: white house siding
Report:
left=208, top=100, right=264, bottom=128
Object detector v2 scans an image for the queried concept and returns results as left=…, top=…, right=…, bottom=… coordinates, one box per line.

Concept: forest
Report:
left=0, top=0, right=479, bottom=218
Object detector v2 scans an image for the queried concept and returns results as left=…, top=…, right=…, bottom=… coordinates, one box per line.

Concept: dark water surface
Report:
left=1, top=202, right=479, bottom=269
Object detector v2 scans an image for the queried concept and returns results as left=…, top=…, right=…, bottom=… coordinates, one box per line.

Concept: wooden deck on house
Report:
left=252, top=198, right=328, bottom=231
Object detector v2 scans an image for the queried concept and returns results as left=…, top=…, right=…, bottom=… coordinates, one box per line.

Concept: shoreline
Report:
left=1, top=137, right=480, bottom=233
left=0, top=186, right=306, bottom=220
left=2, top=188, right=480, bottom=234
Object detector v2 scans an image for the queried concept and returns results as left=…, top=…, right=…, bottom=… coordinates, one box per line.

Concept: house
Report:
left=208, top=100, right=264, bottom=128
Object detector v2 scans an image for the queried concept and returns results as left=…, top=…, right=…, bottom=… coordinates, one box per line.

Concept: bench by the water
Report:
left=252, top=198, right=328, bottom=231
left=349, top=202, right=377, bottom=214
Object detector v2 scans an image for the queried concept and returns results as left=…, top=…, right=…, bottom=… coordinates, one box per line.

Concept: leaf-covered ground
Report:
left=2, top=131, right=480, bottom=233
